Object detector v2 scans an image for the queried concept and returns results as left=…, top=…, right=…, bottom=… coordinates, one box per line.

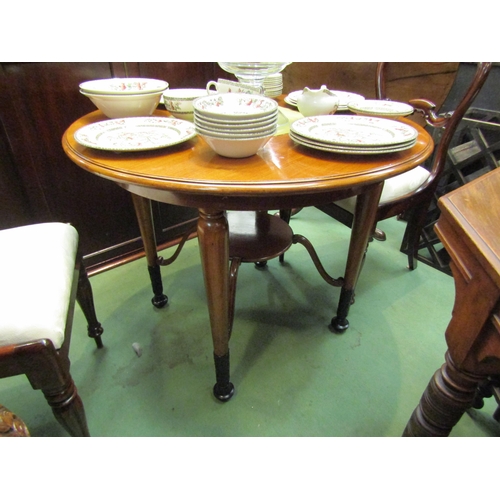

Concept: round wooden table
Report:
left=63, top=109, right=433, bottom=400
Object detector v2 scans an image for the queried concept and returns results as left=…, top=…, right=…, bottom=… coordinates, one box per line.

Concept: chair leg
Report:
left=42, top=378, right=90, bottom=437
left=401, top=205, right=429, bottom=270
left=372, top=228, right=386, bottom=241
left=76, top=259, right=104, bottom=348
left=19, top=340, right=91, bottom=437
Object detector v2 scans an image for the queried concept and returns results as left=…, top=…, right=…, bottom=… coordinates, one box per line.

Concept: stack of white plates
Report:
left=193, top=93, right=279, bottom=158
left=285, top=89, right=365, bottom=111
left=290, top=115, right=418, bottom=155
left=263, top=73, right=283, bottom=97
left=347, top=99, right=414, bottom=117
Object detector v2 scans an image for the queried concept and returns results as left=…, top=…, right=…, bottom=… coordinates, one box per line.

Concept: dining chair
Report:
left=0, top=222, right=103, bottom=436
left=315, top=62, right=492, bottom=270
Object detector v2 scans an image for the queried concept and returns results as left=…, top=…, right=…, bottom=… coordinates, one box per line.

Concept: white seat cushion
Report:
left=334, top=165, right=431, bottom=213
left=0, top=223, right=79, bottom=349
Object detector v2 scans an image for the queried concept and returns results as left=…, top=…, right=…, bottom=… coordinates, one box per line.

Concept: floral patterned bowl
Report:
left=80, top=90, right=163, bottom=119
left=199, top=133, right=274, bottom=158
left=193, top=93, right=278, bottom=120
left=79, top=78, right=168, bottom=95
left=162, top=88, right=207, bottom=120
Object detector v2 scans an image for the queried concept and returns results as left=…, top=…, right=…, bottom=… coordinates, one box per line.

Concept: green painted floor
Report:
left=2, top=207, right=499, bottom=437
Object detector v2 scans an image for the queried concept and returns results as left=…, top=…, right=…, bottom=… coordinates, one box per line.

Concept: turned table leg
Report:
left=331, top=183, right=383, bottom=332
left=403, top=351, right=486, bottom=436
left=197, top=209, right=234, bottom=401
left=131, top=193, right=168, bottom=308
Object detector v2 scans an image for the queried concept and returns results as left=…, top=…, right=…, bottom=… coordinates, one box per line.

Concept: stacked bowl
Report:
left=263, top=73, right=283, bottom=97
left=79, top=78, right=169, bottom=118
left=193, top=93, right=279, bottom=158
left=162, top=88, right=208, bottom=121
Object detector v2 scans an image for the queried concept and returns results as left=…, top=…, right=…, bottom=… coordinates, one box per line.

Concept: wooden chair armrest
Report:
left=409, top=98, right=450, bottom=128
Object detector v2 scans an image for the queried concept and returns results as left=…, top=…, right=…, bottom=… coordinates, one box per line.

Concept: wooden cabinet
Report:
left=0, top=62, right=219, bottom=273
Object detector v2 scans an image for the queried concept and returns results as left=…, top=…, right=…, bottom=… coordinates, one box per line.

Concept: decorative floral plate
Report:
left=74, top=117, right=196, bottom=152
left=290, top=115, right=418, bottom=147
left=289, top=130, right=416, bottom=155
left=286, top=89, right=365, bottom=110
left=347, top=99, right=414, bottom=117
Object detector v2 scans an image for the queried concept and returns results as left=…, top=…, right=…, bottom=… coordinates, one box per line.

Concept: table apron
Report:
left=118, top=181, right=374, bottom=211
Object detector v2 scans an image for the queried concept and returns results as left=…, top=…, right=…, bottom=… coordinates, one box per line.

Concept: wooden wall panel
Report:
left=282, top=62, right=459, bottom=108
left=0, top=63, right=215, bottom=270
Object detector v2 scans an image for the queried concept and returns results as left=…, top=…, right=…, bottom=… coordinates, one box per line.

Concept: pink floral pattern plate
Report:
left=74, top=117, right=196, bottom=151
left=291, top=115, right=418, bottom=147
left=347, top=99, right=414, bottom=117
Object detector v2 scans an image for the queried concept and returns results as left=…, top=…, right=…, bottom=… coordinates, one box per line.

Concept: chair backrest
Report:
left=411, top=62, right=492, bottom=187
left=375, top=62, right=460, bottom=108
left=378, top=62, right=492, bottom=198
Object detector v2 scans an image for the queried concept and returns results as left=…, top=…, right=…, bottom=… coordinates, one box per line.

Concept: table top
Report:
left=62, top=109, right=434, bottom=210
left=437, top=167, right=500, bottom=287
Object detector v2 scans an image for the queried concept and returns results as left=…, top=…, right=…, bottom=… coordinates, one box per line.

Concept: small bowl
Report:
left=162, top=88, right=207, bottom=120
left=81, top=90, right=163, bottom=118
left=80, top=78, right=168, bottom=95
left=200, top=133, right=274, bottom=158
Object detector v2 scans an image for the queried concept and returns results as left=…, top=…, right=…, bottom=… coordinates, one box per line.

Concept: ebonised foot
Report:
left=148, top=264, right=168, bottom=308
left=213, top=351, right=234, bottom=402
left=330, top=316, right=349, bottom=333
left=213, top=382, right=235, bottom=402
left=151, top=294, right=169, bottom=308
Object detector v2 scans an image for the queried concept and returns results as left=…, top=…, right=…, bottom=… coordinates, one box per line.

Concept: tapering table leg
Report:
left=131, top=193, right=168, bottom=308
left=403, top=351, right=486, bottom=436
left=331, top=182, right=383, bottom=332
left=197, top=209, right=234, bottom=401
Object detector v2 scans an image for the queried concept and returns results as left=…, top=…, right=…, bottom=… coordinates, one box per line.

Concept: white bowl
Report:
left=194, top=112, right=278, bottom=129
left=193, top=93, right=278, bottom=120
left=162, top=88, right=207, bottom=120
left=80, top=78, right=168, bottom=95
left=81, top=90, right=163, bottom=118
left=195, top=120, right=277, bottom=139
left=200, top=133, right=274, bottom=158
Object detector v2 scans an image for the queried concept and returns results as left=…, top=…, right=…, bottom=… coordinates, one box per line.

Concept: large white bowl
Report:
left=162, top=88, right=207, bottom=120
left=193, top=93, right=278, bottom=120
left=80, top=78, right=168, bottom=95
left=81, top=90, right=163, bottom=118
left=200, top=133, right=274, bottom=158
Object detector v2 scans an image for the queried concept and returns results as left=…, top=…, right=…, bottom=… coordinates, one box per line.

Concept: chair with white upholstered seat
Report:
left=316, top=62, right=492, bottom=270
left=0, top=222, right=103, bottom=436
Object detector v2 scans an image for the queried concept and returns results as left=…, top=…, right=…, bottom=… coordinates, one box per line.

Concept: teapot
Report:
left=297, top=85, right=339, bottom=117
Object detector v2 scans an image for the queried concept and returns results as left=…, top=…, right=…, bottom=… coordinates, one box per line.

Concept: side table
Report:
left=403, top=167, right=500, bottom=436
